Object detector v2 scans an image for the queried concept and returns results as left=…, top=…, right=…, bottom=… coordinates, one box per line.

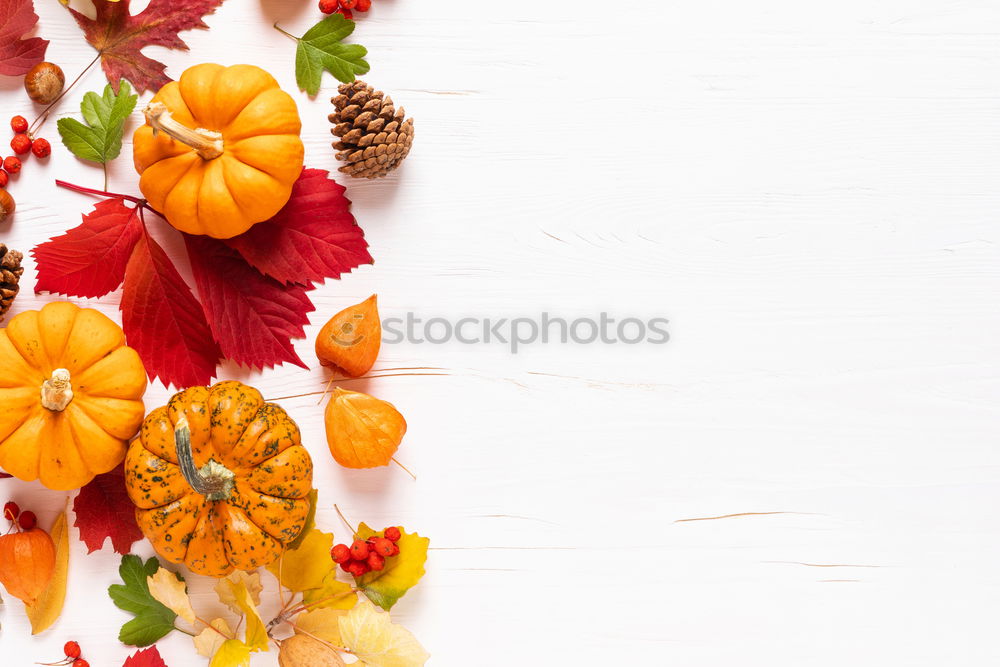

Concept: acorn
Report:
left=24, top=62, right=65, bottom=105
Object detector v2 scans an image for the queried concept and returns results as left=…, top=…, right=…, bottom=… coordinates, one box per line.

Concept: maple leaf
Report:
left=338, top=598, right=430, bottom=667
left=122, top=646, right=169, bottom=667
left=33, top=197, right=143, bottom=299
left=66, top=0, right=224, bottom=93
left=121, top=228, right=222, bottom=388
left=185, top=235, right=314, bottom=371
left=0, top=0, right=48, bottom=76
left=224, top=169, right=372, bottom=286
left=73, top=463, right=145, bottom=554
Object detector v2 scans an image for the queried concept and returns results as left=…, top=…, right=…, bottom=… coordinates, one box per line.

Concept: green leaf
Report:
left=354, top=524, right=429, bottom=611
left=57, top=81, right=137, bottom=164
left=108, top=555, right=178, bottom=646
left=291, top=15, right=370, bottom=95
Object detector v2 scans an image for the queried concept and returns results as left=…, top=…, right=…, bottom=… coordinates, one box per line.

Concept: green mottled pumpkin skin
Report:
left=125, top=381, right=313, bottom=577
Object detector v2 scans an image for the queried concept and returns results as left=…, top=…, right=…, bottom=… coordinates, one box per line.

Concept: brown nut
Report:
left=279, top=634, right=346, bottom=667
left=24, top=62, right=65, bottom=105
left=0, top=190, right=14, bottom=224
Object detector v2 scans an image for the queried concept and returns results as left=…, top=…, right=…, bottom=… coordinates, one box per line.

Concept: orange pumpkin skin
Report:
left=125, top=381, right=314, bottom=577
left=0, top=302, right=147, bottom=490
left=133, top=63, right=305, bottom=239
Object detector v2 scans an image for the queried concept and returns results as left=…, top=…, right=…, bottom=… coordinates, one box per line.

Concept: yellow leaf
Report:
left=267, top=528, right=336, bottom=592
left=355, top=524, right=429, bottom=610
left=147, top=568, right=197, bottom=625
left=220, top=577, right=268, bottom=652
left=303, top=571, right=357, bottom=611
left=338, top=598, right=429, bottom=667
left=296, top=607, right=347, bottom=646
left=194, top=618, right=234, bottom=658
left=214, top=571, right=263, bottom=615
left=210, top=639, right=251, bottom=667
left=25, top=512, right=69, bottom=634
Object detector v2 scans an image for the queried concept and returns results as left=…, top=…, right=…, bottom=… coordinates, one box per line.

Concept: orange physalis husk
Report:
left=324, top=388, right=407, bottom=469
left=0, top=527, right=56, bottom=606
left=315, top=294, right=381, bottom=378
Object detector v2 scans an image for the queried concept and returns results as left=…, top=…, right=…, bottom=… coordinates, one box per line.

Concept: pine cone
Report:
left=0, top=243, right=24, bottom=322
left=329, top=81, right=415, bottom=179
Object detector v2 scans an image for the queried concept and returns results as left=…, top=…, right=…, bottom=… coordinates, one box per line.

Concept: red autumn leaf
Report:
left=122, top=228, right=221, bottom=387
left=185, top=234, right=314, bottom=371
left=0, top=0, right=48, bottom=76
left=72, top=463, right=144, bottom=555
left=32, top=198, right=144, bottom=298
left=122, top=646, right=168, bottom=667
left=66, top=0, right=224, bottom=93
left=0, top=472, right=12, bottom=479
left=224, top=169, right=373, bottom=286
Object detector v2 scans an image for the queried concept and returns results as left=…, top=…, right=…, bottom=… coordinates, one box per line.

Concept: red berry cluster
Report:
left=0, top=115, right=50, bottom=189
left=319, top=0, right=372, bottom=20
left=331, top=526, right=401, bottom=577
left=3, top=500, right=36, bottom=531
left=39, top=641, right=89, bottom=667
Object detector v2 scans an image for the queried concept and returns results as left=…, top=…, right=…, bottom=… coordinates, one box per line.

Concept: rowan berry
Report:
left=319, top=0, right=338, bottom=13
left=10, top=116, right=28, bottom=134
left=350, top=539, right=369, bottom=560
left=73, top=660, right=90, bottom=667
left=356, top=0, right=372, bottom=11
left=3, top=501, right=19, bottom=521
left=18, top=510, right=36, bottom=530
left=64, top=641, right=82, bottom=659
left=10, top=134, right=31, bottom=155
left=371, top=537, right=395, bottom=557
left=367, top=552, right=385, bottom=571
left=388, top=542, right=400, bottom=556
left=383, top=526, right=401, bottom=542
left=341, top=0, right=358, bottom=8
left=331, top=543, right=352, bottom=564
left=346, top=560, right=369, bottom=578
left=3, top=156, right=21, bottom=174
left=337, top=8, right=353, bottom=19
left=0, top=171, right=7, bottom=188
left=31, top=137, right=50, bottom=158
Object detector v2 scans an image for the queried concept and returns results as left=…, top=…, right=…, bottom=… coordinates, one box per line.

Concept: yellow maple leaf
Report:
left=147, top=568, right=197, bottom=625
left=267, top=528, right=336, bottom=592
left=218, top=578, right=268, bottom=652
left=214, top=571, right=263, bottom=615
left=194, top=618, right=234, bottom=658
left=338, top=598, right=429, bottom=667
left=209, top=639, right=251, bottom=667
left=295, top=607, right=349, bottom=646
left=25, top=512, right=69, bottom=634
left=303, top=571, right=357, bottom=611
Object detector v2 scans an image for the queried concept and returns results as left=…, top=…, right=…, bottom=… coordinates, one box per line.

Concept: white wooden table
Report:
left=2, top=0, right=999, bottom=664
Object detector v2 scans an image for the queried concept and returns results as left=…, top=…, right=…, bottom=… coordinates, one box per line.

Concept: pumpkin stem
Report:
left=40, top=368, right=73, bottom=412
left=174, top=415, right=236, bottom=501
left=144, top=102, right=224, bottom=160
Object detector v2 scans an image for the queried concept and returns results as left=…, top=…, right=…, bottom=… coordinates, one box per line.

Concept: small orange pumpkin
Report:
left=0, top=302, right=147, bottom=490
left=133, top=63, right=305, bottom=239
left=125, top=381, right=314, bottom=576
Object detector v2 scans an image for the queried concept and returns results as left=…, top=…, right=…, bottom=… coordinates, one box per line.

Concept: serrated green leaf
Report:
left=57, top=80, right=137, bottom=165
left=108, top=554, right=178, bottom=646
left=291, top=15, right=370, bottom=95
left=355, top=524, right=429, bottom=611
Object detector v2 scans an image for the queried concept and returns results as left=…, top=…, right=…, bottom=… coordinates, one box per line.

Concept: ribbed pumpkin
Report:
left=125, top=381, right=314, bottom=576
left=133, top=63, right=305, bottom=239
left=0, top=302, right=147, bottom=490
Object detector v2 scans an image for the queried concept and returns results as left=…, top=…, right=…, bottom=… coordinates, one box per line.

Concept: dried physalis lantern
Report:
left=315, top=294, right=380, bottom=377
left=0, top=502, right=56, bottom=606
left=324, top=388, right=406, bottom=469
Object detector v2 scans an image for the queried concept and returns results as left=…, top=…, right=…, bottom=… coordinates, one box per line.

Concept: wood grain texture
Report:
left=2, top=0, right=999, bottom=664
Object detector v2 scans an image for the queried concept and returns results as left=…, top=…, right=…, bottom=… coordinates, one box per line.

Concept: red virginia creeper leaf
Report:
left=0, top=0, right=48, bottom=76
left=67, top=0, right=224, bottom=93
left=32, top=198, right=144, bottom=298
left=185, top=235, right=314, bottom=371
left=73, top=463, right=144, bottom=555
left=224, top=168, right=373, bottom=286
left=122, top=646, right=168, bottom=667
left=122, top=228, right=221, bottom=387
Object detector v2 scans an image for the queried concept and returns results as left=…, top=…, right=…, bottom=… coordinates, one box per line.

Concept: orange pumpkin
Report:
left=0, top=302, right=147, bottom=490
left=133, top=63, right=305, bottom=239
left=125, top=381, right=314, bottom=576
